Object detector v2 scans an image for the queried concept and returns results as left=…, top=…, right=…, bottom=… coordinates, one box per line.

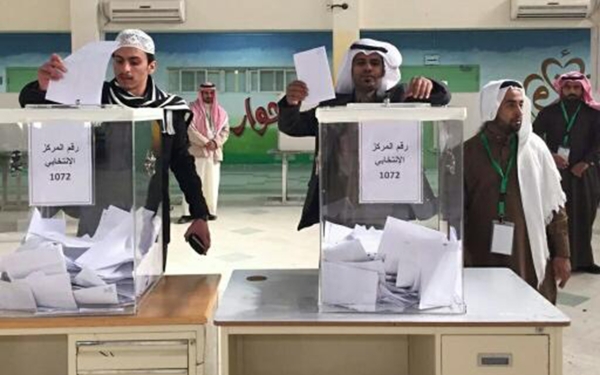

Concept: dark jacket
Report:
left=278, top=80, right=451, bottom=230
left=19, top=81, right=209, bottom=246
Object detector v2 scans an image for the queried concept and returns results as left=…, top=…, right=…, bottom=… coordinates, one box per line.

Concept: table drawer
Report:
left=77, top=339, right=189, bottom=371
left=78, top=371, right=188, bottom=375
left=441, top=335, right=549, bottom=375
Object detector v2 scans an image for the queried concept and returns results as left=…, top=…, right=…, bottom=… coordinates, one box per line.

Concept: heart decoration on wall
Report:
left=524, top=56, right=587, bottom=113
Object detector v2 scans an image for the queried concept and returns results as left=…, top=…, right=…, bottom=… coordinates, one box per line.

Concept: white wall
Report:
left=0, top=0, right=593, bottom=33
left=363, top=0, right=593, bottom=30
left=0, top=93, right=20, bottom=109
left=0, top=0, right=70, bottom=31
left=450, top=93, right=481, bottom=141
left=102, top=0, right=333, bottom=32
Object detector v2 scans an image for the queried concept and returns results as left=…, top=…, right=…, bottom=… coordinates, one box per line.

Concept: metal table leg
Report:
left=282, top=153, right=288, bottom=203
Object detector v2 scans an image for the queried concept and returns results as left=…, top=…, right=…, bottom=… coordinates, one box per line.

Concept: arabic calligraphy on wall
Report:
left=231, top=97, right=279, bottom=137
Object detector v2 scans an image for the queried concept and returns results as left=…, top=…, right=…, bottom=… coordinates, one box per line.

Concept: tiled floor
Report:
left=167, top=165, right=600, bottom=374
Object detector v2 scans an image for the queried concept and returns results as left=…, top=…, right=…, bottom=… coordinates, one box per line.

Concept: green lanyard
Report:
left=480, top=132, right=517, bottom=221
left=560, top=101, right=582, bottom=147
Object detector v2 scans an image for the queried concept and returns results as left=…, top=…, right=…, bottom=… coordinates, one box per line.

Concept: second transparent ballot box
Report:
left=316, top=104, right=466, bottom=314
left=0, top=106, right=165, bottom=316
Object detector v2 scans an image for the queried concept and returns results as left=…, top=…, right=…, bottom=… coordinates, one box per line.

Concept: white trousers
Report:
left=182, top=156, right=221, bottom=216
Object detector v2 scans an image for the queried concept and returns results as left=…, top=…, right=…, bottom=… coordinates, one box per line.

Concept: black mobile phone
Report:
left=187, top=233, right=207, bottom=255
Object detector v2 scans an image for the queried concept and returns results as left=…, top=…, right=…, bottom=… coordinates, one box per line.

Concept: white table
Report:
left=215, top=268, right=569, bottom=375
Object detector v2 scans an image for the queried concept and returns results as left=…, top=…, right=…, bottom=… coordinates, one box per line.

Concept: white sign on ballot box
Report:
left=29, top=121, right=93, bottom=206
left=359, top=120, right=422, bottom=204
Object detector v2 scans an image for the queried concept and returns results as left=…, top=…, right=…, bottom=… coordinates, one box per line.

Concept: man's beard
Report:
left=500, top=118, right=522, bottom=133
left=564, top=94, right=582, bottom=102
left=508, top=119, right=522, bottom=132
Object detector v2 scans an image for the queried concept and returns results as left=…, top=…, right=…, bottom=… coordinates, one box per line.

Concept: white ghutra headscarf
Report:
left=480, top=80, right=566, bottom=287
left=335, top=38, right=402, bottom=95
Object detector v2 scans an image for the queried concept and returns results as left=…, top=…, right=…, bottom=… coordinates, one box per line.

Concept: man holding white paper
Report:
left=463, top=80, right=570, bottom=303
left=278, top=38, right=450, bottom=230
left=19, top=29, right=212, bottom=267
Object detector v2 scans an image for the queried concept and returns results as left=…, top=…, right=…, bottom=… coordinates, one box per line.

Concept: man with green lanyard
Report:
left=463, top=80, right=571, bottom=304
left=534, top=71, right=600, bottom=274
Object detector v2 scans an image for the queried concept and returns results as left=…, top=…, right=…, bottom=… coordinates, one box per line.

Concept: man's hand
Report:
left=185, top=219, right=211, bottom=253
left=406, top=76, right=433, bottom=100
left=38, top=54, right=67, bottom=91
left=205, top=140, right=218, bottom=151
left=285, top=80, right=308, bottom=106
left=553, top=256, right=571, bottom=288
left=552, top=154, right=569, bottom=170
left=571, top=161, right=589, bottom=178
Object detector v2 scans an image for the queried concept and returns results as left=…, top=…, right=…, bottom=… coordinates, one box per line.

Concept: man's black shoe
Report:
left=208, top=214, right=217, bottom=221
left=580, top=264, right=600, bottom=274
left=177, top=215, right=193, bottom=224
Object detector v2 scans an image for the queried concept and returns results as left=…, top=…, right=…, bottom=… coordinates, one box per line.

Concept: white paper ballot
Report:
left=136, top=207, right=161, bottom=256
left=419, top=241, right=461, bottom=310
left=73, top=267, right=106, bottom=287
left=25, top=272, right=77, bottom=310
left=29, top=120, right=93, bottom=206
left=93, top=206, right=133, bottom=242
left=2, top=245, right=66, bottom=280
left=293, top=46, right=335, bottom=106
left=395, top=255, right=420, bottom=291
left=76, top=212, right=134, bottom=271
left=351, top=259, right=386, bottom=279
left=321, top=261, right=379, bottom=308
left=27, top=209, right=66, bottom=238
left=74, top=284, right=119, bottom=305
left=0, top=280, right=37, bottom=311
left=323, top=239, right=369, bottom=263
left=16, top=236, right=61, bottom=253
left=359, top=120, right=423, bottom=203
left=323, top=221, right=353, bottom=247
left=76, top=234, right=132, bottom=271
left=46, top=41, right=119, bottom=105
left=30, top=230, right=94, bottom=249
left=349, top=225, right=383, bottom=254
left=95, top=260, right=134, bottom=281
left=378, top=216, right=446, bottom=274
left=136, top=239, right=163, bottom=280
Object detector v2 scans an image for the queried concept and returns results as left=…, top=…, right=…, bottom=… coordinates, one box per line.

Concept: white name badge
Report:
left=491, top=221, right=515, bottom=256
left=557, top=146, right=570, bottom=161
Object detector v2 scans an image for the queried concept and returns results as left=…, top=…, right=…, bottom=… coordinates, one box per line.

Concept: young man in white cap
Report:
left=463, top=79, right=570, bottom=303
left=278, top=38, right=451, bottom=230
left=19, top=29, right=212, bottom=266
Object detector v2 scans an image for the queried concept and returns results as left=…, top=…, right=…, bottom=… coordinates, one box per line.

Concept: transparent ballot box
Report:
left=316, top=104, right=466, bottom=314
left=0, top=106, right=165, bottom=316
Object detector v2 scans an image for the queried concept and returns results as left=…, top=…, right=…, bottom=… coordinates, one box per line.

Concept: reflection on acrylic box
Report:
left=320, top=216, right=464, bottom=313
left=0, top=205, right=162, bottom=315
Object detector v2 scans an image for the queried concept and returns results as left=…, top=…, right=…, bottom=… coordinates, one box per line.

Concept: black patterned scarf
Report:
left=107, top=75, right=191, bottom=134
